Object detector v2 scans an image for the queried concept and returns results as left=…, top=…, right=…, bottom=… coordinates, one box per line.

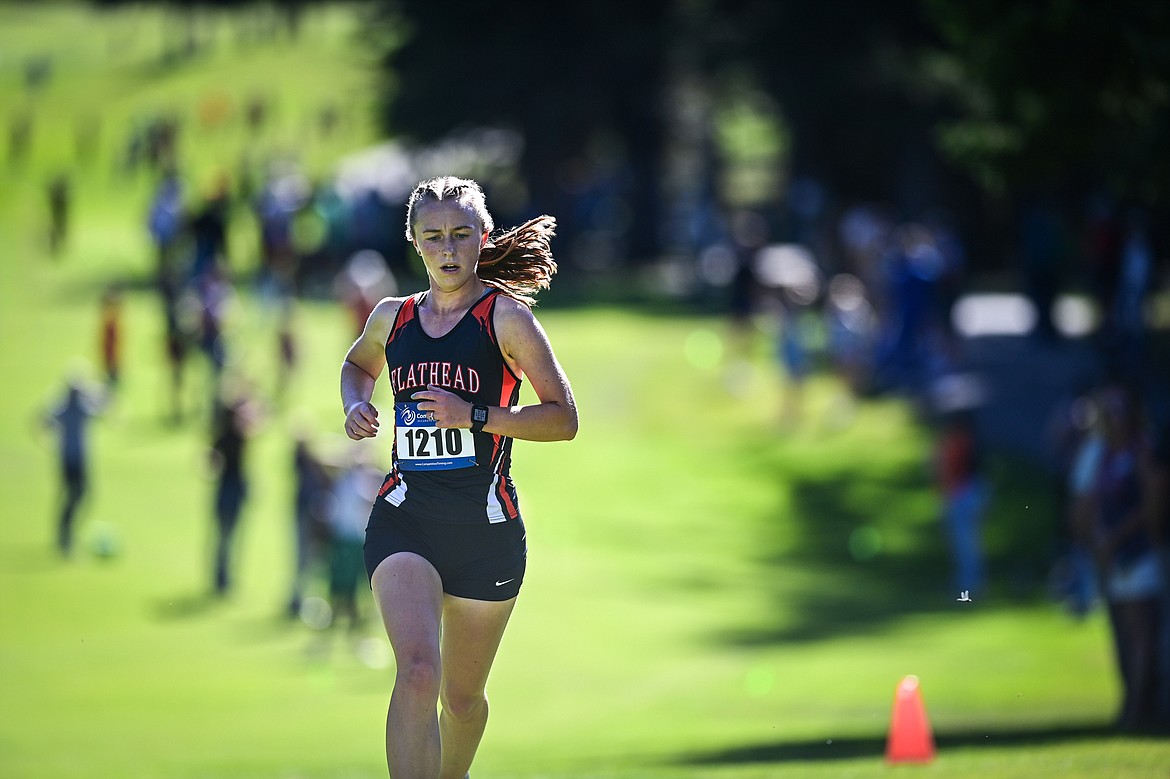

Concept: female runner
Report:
left=341, top=176, right=577, bottom=778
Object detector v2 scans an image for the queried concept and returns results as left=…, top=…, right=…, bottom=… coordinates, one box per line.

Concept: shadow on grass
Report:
left=674, top=721, right=1154, bottom=767
left=712, top=437, right=1063, bottom=646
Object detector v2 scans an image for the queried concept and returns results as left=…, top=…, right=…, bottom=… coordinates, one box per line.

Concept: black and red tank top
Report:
left=378, top=289, right=522, bottom=524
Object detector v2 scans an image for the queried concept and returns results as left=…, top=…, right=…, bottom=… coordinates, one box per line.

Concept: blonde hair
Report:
left=405, top=176, right=557, bottom=306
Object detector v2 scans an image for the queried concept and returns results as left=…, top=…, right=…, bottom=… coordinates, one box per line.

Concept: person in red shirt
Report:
left=99, top=287, right=122, bottom=390
left=935, top=408, right=988, bottom=597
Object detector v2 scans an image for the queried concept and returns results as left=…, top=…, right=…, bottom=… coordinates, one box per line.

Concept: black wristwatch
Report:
left=470, top=404, right=489, bottom=434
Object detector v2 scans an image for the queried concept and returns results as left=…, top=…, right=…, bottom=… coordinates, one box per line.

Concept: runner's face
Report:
left=411, top=198, right=487, bottom=292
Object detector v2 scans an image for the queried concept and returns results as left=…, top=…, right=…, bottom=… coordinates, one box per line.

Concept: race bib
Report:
left=394, top=402, right=477, bottom=471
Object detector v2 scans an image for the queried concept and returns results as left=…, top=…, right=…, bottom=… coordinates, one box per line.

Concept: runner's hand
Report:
left=345, top=401, right=380, bottom=440
left=412, top=385, right=472, bottom=429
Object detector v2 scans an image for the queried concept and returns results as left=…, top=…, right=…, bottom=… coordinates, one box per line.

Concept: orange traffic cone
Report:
left=885, top=674, right=936, bottom=764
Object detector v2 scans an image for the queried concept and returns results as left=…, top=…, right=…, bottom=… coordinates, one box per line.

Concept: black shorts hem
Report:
left=364, top=498, right=526, bottom=602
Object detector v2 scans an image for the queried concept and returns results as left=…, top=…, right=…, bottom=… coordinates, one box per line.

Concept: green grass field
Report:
left=2, top=3, right=1168, bottom=777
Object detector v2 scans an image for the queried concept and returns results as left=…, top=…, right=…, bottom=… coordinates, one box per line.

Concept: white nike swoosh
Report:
left=495, top=578, right=515, bottom=587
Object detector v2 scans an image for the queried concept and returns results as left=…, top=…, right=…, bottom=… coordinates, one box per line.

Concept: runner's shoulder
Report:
left=491, top=292, right=537, bottom=332
left=364, top=295, right=410, bottom=338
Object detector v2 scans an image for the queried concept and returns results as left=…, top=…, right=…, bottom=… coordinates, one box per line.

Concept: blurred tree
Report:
left=107, top=0, right=1153, bottom=277
left=704, top=0, right=953, bottom=210
left=374, top=0, right=978, bottom=270
left=88, top=0, right=314, bottom=46
left=921, top=0, right=1170, bottom=205
left=371, top=0, right=671, bottom=264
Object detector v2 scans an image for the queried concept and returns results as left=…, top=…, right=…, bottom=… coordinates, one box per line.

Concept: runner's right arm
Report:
left=341, top=297, right=402, bottom=440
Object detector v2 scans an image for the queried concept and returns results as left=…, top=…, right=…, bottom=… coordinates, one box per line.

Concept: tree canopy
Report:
left=373, top=0, right=1170, bottom=268
left=923, top=0, right=1170, bottom=205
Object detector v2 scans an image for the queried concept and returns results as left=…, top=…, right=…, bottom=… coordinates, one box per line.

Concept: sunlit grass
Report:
left=1, top=4, right=1168, bottom=779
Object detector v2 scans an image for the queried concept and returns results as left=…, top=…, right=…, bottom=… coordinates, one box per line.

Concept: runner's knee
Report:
left=440, top=687, right=487, bottom=723
left=395, top=652, right=441, bottom=700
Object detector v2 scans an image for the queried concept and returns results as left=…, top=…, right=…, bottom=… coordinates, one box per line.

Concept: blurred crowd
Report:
left=1047, top=377, right=1170, bottom=730
left=709, top=184, right=1170, bottom=731
left=41, top=365, right=388, bottom=640
left=31, top=96, right=418, bottom=644
left=23, top=52, right=1170, bottom=726
left=143, top=154, right=401, bottom=422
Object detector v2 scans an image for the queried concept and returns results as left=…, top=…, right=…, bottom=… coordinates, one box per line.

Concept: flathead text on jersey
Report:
left=390, top=361, right=481, bottom=395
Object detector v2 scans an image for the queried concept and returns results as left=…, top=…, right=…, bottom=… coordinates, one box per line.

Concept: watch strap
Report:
left=470, top=404, right=489, bottom=434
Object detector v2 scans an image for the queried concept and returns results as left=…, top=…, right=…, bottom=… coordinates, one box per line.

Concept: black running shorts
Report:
left=364, top=497, right=526, bottom=601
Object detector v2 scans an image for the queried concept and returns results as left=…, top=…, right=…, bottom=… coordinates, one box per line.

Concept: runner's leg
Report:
left=372, top=552, right=445, bottom=777
left=438, top=594, right=517, bottom=779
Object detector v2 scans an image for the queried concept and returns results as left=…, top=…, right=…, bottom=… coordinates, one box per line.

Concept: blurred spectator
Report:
left=245, top=93, right=268, bottom=134
left=1112, top=207, right=1155, bottom=380
left=1076, top=382, right=1163, bottom=729
left=1048, top=379, right=1103, bottom=618
left=287, top=434, right=330, bottom=618
left=934, top=407, right=989, bottom=597
left=773, top=290, right=811, bottom=428
left=43, top=376, right=107, bottom=556
left=727, top=209, right=767, bottom=340
left=837, top=202, right=892, bottom=306
left=8, top=113, right=31, bottom=166
left=1082, top=192, right=1124, bottom=346
left=98, top=287, right=123, bottom=391
left=208, top=390, right=262, bottom=596
left=275, top=300, right=299, bottom=404
left=334, top=250, right=397, bottom=338
left=143, top=114, right=179, bottom=172
left=160, top=285, right=197, bottom=423
left=346, top=189, right=398, bottom=268
left=823, top=273, right=877, bottom=396
left=872, top=223, right=947, bottom=394
left=189, top=173, right=232, bottom=285
left=318, top=103, right=340, bottom=138
left=195, top=268, right=235, bottom=400
left=1018, top=196, right=1065, bottom=345
left=254, top=165, right=307, bottom=304
left=293, top=178, right=351, bottom=293
left=754, top=242, right=822, bottom=424
left=147, top=168, right=185, bottom=291
left=922, top=208, right=967, bottom=341
left=23, top=54, right=53, bottom=93
left=46, top=174, right=70, bottom=257
left=1148, top=403, right=1170, bottom=726
left=323, top=446, right=382, bottom=631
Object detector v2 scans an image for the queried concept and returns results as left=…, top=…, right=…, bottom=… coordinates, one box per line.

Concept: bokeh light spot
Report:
left=684, top=328, right=723, bottom=370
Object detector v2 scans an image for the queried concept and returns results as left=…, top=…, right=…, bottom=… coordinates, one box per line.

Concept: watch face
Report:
left=473, top=407, right=488, bottom=423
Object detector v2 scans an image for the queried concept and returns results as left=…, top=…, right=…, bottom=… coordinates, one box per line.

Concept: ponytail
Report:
left=478, top=215, right=558, bottom=307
